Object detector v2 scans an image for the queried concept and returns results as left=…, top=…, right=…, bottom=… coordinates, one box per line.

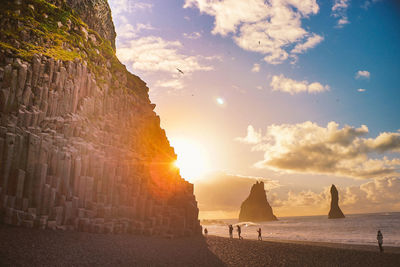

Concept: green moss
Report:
left=0, top=0, right=145, bottom=96
left=0, top=41, right=15, bottom=51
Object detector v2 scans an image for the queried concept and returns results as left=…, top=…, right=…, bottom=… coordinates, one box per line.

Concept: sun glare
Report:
left=171, top=138, right=210, bottom=182
left=216, top=97, right=224, bottom=105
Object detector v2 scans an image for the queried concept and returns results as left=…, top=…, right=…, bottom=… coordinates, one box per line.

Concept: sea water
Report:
left=203, top=212, right=400, bottom=247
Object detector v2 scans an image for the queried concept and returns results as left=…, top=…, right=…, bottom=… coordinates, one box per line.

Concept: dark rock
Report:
left=239, top=181, right=277, bottom=222
left=0, top=0, right=201, bottom=237
left=328, top=184, right=345, bottom=219
left=66, top=0, right=117, bottom=49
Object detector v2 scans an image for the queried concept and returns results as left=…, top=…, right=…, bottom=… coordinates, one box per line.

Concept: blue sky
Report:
left=109, top=0, right=400, bottom=218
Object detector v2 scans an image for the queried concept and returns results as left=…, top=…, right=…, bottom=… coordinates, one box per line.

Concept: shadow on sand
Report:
left=0, top=225, right=225, bottom=266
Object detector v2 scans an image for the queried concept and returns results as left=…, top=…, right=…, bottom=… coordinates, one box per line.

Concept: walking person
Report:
left=377, top=230, right=383, bottom=252
left=257, top=228, right=262, bottom=241
left=229, top=224, right=233, bottom=238
left=237, top=225, right=243, bottom=240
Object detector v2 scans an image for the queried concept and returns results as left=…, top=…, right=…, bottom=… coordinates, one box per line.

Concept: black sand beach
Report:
left=0, top=225, right=399, bottom=266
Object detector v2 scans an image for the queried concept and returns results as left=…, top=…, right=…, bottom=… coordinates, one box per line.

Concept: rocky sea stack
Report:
left=0, top=0, right=201, bottom=237
left=328, top=184, right=345, bottom=219
left=239, top=181, right=277, bottom=222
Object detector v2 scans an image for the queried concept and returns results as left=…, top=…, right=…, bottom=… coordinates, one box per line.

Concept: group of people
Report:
left=204, top=225, right=262, bottom=241
left=204, top=226, right=385, bottom=252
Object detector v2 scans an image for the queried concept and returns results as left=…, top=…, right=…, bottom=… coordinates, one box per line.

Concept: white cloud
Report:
left=270, top=74, right=329, bottom=95
left=237, top=121, right=400, bottom=179
left=235, top=125, right=262, bottom=144
left=184, top=0, right=270, bottom=36
left=129, top=2, right=153, bottom=12
left=116, top=21, right=154, bottom=39
left=116, top=36, right=217, bottom=91
left=184, top=0, right=323, bottom=64
left=155, top=79, right=184, bottom=90
left=251, top=63, right=260, bottom=72
left=292, top=34, right=324, bottom=54
left=256, top=85, right=263, bottom=90
left=358, top=88, right=366, bottom=92
left=117, top=36, right=214, bottom=74
left=183, top=32, right=202, bottom=39
left=355, top=70, right=370, bottom=79
left=331, top=0, right=350, bottom=28
left=109, top=0, right=153, bottom=15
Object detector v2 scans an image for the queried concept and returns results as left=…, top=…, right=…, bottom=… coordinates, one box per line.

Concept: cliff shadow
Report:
left=0, top=224, right=225, bottom=266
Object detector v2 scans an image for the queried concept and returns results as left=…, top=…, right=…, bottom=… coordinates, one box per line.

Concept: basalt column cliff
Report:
left=0, top=0, right=201, bottom=236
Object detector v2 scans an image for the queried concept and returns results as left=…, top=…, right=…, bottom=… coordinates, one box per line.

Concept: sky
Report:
left=108, top=0, right=400, bottom=219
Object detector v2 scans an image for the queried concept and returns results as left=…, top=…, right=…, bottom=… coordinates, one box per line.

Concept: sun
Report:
left=170, top=138, right=210, bottom=182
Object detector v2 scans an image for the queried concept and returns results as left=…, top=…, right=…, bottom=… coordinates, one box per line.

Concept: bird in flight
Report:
left=177, top=68, right=184, bottom=75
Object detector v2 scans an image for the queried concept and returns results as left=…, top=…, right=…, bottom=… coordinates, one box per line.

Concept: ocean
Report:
left=202, top=212, right=400, bottom=247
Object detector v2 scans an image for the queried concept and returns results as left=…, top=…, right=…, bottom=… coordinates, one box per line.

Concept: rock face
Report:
left=0, top=0, right=201, bottom=237
left=328, top=184, right=345, bottom=219
left=65, top=0, right=117, bottom=49
left=239, top=182, right=277, bottom=222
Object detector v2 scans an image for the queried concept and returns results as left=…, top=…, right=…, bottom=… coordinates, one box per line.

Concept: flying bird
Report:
left=177, top=68, right=184, bottom=75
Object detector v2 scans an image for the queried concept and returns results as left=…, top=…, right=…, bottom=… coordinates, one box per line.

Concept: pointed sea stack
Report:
left=328, top=184, right=345, bottom=219
left=239, top=182, right=277, bottom=222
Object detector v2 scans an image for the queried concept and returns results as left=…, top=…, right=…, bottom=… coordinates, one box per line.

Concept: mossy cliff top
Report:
left=0, top=0, right=146, bottom=96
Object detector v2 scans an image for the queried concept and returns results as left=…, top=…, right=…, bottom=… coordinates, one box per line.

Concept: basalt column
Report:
left=0, top=0, right=201, bottom=237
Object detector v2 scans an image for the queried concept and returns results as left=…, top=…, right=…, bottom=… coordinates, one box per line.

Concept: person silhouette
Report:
left=377, top=230, right=383, bottom=252
left=257, top=228, right=262, bottom=241
left=204, top=227, right=208, bottom=236
left=237, top=225, right=243, bottom=240
left=229, top=224, right=233, bottom=238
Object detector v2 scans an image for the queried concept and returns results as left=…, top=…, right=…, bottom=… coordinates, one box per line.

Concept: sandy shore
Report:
left=0, top=225, right=399, bottom=266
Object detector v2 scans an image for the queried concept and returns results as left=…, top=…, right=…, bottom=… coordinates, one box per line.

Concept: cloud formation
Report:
left=251, top=63, right=260, bottom=73
left=358, top=88, right=366, bottom=92
left=270, top=74, right=329, bottom=95
left=291, top=34, right=324, bottom=54
left=109, top=0, right=153, bottom=16
left=355, top=70, right=371, bottom=79
left=235, top=125, right=262, bottom=144
left=184, top=0, right=323, bottom=64
left=331, top=0, right=350, bottom=28
left=237, top=121, right=400, bottom=179
left=270, top=177, right=400, bottom=216
left=196, top=172, right=400, bottom=218
left=117, top=36, right=213, bottom=74
left=116, top=36, right=215, bottom=90
left=183, top=32, right=202, bottom=39
left=116, top=20, right=154, bottom=39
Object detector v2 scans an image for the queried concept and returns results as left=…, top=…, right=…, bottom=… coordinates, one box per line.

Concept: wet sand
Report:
left=0, top=225, right=399, bottom=266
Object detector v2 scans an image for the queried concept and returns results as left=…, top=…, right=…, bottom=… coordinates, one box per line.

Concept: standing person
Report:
left=229, top=225, right=233, bottom=238
left=377, top=230, right=383, bottom=252
left=204, top=228, right=208, bottom=237
left=257, top=228, right=262, bottom=241
left=237, top=225, right=243, bottom=240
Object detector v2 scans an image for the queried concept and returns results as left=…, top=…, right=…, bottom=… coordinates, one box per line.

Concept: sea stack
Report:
left=239, top=181, right=277, bottom=222
left=328, top=184, right=345, bottom=219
